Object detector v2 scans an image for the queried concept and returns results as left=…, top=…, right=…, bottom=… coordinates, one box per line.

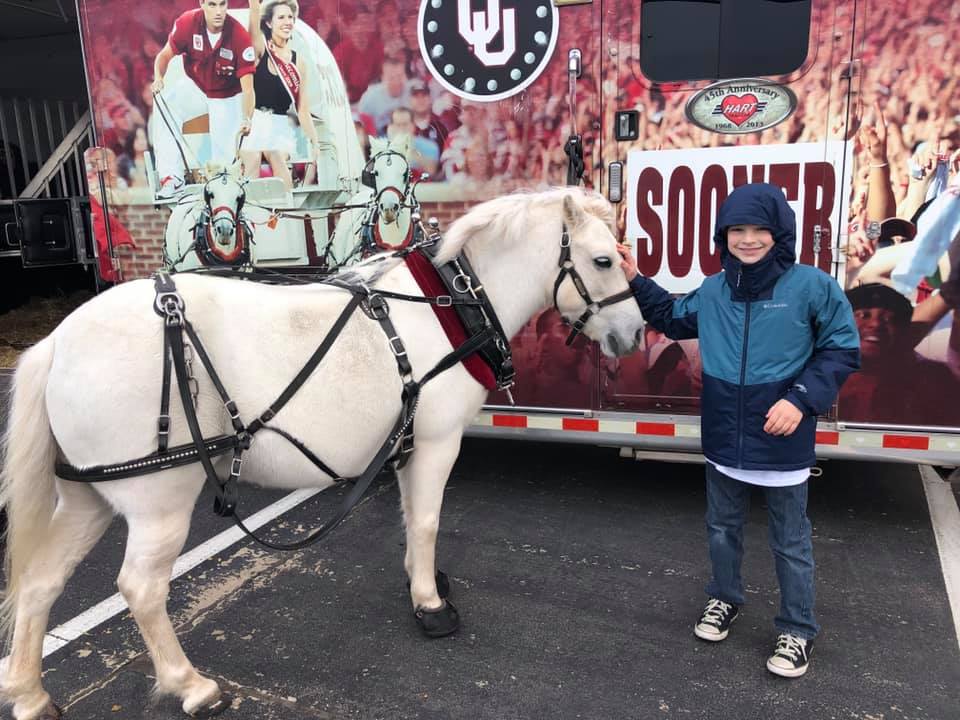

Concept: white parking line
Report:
left=41, top=488, right=321, bottom=658
left=919, top=464, right=960, bottom=653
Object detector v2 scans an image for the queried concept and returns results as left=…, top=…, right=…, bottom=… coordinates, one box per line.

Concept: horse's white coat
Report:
left=0, top=188, right=644, bottom=719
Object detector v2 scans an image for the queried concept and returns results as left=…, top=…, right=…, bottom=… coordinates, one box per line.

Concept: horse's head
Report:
left=364, top=135, right=411, bottom=225
left=553, top=193, right=645, bottom=358
left=202, top=163, right=246, bottom=249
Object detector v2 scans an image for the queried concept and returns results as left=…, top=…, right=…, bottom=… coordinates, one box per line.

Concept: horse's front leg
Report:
left=397, top=434, right=462, bottom=638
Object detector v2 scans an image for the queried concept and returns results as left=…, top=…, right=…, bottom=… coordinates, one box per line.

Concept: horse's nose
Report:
left=213, top=218, right=234, bottom=242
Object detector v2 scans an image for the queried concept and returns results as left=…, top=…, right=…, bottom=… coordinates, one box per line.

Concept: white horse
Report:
left=328, top=134, right=413, bottom=267
left=0, top=188, right=644, bottom=720
left=164, top=164, right=251, bottom=270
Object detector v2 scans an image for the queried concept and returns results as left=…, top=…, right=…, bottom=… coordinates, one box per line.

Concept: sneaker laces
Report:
left=774, top=633, right=806, bottom=661
left=701, top=598, right=733, bottom=624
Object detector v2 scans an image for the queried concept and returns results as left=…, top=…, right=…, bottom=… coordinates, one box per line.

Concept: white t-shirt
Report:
left=207, top=30, right=222, bottom=48
left=713, top=463, right=809, bottom=487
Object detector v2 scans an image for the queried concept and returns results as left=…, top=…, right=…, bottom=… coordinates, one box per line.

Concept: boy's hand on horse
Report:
left=764, top=399, right=804, bottom=436
left=618, top=242, right=638, bottom=281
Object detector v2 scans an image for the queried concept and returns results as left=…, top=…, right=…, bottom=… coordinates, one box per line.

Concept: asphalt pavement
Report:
left=0, top=370, right=958, bottom=719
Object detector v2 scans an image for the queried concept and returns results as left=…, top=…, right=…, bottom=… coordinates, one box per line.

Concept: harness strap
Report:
left=183, top=322, right=246, bottom=435
left=229, top=402, right=413, bottom=551
left=246, top=292, right=363, bottom=436
left=55, top=435, right=239, bottom=482
left=167, top=319, right=240, bottom=516
left=261, top=426, right=345, bottom=482
left=158, top=342, right=172, bottom=452
left=417, top=326, right=497, bottom=389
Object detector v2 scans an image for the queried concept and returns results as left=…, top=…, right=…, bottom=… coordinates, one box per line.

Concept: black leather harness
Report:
left=56, top=236, right=512, bottom=551
left=56, top=219, right=626, bottom=550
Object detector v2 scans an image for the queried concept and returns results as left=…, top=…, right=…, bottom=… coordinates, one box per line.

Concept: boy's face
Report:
left=726, top=224, right=775, bottom=264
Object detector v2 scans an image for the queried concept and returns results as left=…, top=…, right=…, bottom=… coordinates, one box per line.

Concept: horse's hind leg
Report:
left=117, top=507, right=224, bottom=717
left=397, top=434, right=462, bottom=638
left=3, top=482, right=112, bottom=720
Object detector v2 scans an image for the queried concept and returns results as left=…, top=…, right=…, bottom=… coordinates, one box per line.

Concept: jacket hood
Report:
left=714, top=183, right=797, bottom=297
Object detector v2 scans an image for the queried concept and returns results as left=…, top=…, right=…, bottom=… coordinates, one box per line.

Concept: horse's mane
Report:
left=432, top=187, right=615, bottom=265
left=332, top=252, right=403, bottom=285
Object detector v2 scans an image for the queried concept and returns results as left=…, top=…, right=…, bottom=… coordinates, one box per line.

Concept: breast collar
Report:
left=410, top=239, right=515, bottom=392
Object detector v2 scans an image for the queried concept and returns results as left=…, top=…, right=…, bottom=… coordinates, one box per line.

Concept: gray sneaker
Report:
left=694, top=598, right=739, bottom=642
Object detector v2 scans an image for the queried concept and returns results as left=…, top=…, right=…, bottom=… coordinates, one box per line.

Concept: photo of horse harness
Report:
left=55, top=231, right=514, bottom=551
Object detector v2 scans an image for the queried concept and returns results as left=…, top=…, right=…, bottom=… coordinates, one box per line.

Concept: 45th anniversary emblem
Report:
left=418, top=0, right=559, bottom=102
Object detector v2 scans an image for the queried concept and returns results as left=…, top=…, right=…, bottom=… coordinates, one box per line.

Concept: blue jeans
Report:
left=704, top=463, right=819, bottom=640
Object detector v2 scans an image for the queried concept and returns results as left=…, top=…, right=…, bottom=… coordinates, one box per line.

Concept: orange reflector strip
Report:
left=815, top=431, right=839, bottom=445
left=492, top=414, right=527, bottom=428
left=882, top=434, right=929, bottom=450
left=636, top=422, right=676, bottom=436
left=563, top=418, right=599, bottom=432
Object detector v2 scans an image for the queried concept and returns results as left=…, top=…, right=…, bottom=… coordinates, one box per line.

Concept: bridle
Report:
left=552, top=223, right=637, bottom=346
left=194, top=170, right=251, bottom=266
left=362, top=149, right=411, bottom=208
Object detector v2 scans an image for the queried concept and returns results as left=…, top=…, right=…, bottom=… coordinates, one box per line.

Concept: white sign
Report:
left=625, top=142, right=852, bottom=293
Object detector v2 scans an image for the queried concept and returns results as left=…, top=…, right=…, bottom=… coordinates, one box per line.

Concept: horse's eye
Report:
left=593, top=257, right=613, bottom=269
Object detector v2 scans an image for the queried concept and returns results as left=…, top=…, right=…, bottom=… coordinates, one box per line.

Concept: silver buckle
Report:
left=389, top=336, right=407, bottom=357
left=436, top=295, right=453, bottom=307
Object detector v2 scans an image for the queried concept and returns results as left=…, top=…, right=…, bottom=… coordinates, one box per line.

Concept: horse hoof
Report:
left=406, top=570, right=451, bottom=599
left=415, top=599, right=459, bottom=638
left=39, top=703, right=63, bottom=720
left=190, top=693, right=231, bottom=718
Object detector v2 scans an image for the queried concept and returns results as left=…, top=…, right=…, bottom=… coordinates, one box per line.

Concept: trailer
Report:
left=71, top=0, right=960, bottom=467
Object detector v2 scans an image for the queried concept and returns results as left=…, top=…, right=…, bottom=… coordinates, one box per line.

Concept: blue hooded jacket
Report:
left=629, top=183, right=861, bottom=470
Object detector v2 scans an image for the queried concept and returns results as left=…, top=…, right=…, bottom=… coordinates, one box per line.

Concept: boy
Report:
left=618, top=183, right=860, bottom=677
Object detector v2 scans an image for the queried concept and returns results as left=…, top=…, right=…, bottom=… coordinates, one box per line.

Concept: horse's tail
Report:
left=0, top=336, right=58, bottom=646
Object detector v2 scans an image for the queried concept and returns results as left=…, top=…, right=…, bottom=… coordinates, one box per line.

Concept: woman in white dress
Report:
left=242, top=0, right=320, bottom=189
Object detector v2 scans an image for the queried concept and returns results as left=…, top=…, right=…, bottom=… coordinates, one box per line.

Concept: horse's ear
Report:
left=562, top=194, right=585, bottom=230
left=369, top=136, right=386, bottom=155
left=392, top=132, right=412, bottom=158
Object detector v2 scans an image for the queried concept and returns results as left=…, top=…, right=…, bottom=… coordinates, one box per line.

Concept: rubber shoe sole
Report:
left=766, top=656, right=809, bottom=678
left=694, top=613, right=737, bottom=642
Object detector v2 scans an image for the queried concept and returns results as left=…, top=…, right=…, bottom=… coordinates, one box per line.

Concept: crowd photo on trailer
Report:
left=76, top=0, right=960, bottom=427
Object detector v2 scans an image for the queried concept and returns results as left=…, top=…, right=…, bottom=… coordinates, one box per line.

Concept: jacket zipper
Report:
left=737, top=270, right=751, bottom=468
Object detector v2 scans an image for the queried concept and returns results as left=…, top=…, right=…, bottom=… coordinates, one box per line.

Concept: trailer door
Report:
left=598, top=0, right=857, bottom=415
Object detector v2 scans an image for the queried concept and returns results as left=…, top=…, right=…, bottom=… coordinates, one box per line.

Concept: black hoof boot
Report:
left=436, top=570, right=450, bottom=599
left=407, top=571, right=451, bottom=599
left=191, top=693, right=232, bottom=718
left=415, top=599, right=460, bottom=638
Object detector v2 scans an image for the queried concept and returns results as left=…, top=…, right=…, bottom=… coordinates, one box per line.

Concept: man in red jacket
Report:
left=151, top=0, right=256, bottom=196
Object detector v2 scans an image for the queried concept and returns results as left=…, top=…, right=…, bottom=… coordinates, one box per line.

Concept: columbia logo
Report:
left=763, top=303, right=788, bottom=309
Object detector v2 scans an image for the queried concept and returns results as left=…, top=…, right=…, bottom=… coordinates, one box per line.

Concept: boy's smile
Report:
left=727, top=224, right=775, bottom=264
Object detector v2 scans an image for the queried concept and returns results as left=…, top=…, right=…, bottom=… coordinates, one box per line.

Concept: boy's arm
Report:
left=628, top=274, right=701, bottom=340
left=619, top=243, right=700, bottom=339
left=783, top=276, right=861, bottom=416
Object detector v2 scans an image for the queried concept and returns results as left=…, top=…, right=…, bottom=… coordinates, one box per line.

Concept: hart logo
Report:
left=685, top=79, right=796, bottom=135
left=718, top=94, right=764, bottom=126
left=418, top=0, right=559, bottom=102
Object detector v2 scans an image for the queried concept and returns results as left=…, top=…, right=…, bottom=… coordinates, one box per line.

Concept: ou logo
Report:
left=418, top=0, right=559, bottom=102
